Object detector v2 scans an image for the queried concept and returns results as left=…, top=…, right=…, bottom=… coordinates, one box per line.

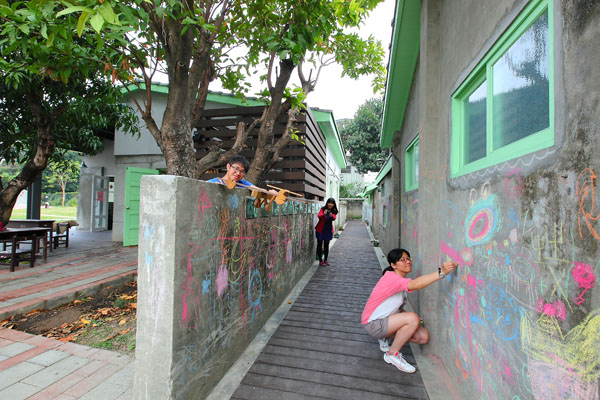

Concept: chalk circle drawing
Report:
left=465, top=194, right=502, bottom=247
left=461, top=248, right=474, bottom=266
left=486, top=284, right=519, bottom=341
left=571, top=262, right=597, bottom=306
left=510, top=254, right=539, bottom=287
left=576, top=168, right=600, bottom=240
left=248, top=268, right=263, bottom=321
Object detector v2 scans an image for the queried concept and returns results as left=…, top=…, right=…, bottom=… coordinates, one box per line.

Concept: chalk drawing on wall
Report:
left=576, top=168, right=600, bottom=240
left=464, top=194, right=502, bottom=247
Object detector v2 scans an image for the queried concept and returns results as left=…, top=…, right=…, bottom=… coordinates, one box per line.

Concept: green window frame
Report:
left=451, top=0, right=554, bottom=177
left=405, top=136, right=419, bottom=191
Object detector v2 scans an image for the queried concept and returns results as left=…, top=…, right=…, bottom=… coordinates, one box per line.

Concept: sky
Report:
left=304, top=0, right=396, bottom=120
left=206, top=0, right=397, bottom=121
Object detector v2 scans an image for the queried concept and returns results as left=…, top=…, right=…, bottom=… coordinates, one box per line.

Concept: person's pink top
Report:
left=361, top=271, right=412, bottom=325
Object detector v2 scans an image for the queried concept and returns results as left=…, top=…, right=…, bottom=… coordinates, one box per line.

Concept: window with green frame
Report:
left=451, top=0, right=553, bottom=177
left=405, top=136, right=419, bottom=191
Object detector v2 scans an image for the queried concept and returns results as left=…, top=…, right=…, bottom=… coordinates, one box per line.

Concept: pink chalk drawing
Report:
left=197, top=189, right=212, bottom=219
left=440, top=240, right=464, bottom=268
left=180, top=244, right=202, bottom=328
left=216, top=264, right=229, bottom=298
left=535, top=298, right=566, bottom=320
left=503, top=168, right=525, bottom=200
left=571, top=262, right=597, bottom=305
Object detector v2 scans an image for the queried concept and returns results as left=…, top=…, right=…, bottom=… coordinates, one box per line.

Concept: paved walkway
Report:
left=230, top=221, right=428, bottom=399
left=0, top=229, right=137, bottom=399
left=0, top=230, right=138, bottom=321
left=0, top=328, right=133, bottom=399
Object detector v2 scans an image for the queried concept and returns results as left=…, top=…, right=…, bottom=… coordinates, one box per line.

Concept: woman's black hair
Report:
left=382, top=248, right=411, bottom=275
left=321, top=197, right=338, bottom=215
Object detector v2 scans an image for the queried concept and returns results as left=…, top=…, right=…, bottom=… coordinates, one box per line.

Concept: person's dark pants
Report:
left=316, top=238, right=330, bottom=262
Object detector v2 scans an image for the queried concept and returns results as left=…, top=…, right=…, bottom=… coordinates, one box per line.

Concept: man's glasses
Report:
left=229, top=165, right=246, bottom=175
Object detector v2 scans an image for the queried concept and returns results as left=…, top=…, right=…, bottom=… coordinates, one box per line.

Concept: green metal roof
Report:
left=312, top=109, right=347, bottom=169
left=120, top=83, right=265, bottom=107
left=359, top=155, right=392, bottom=197
left=380, top=0, right=421, bottom=148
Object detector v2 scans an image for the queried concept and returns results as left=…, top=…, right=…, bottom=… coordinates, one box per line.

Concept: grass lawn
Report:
left=10, top=206, right=77, bottom=221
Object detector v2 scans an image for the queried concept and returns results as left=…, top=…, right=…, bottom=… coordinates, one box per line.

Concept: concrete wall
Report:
left=340, top=198, right=364, bottom=220
left=370, top=174, right=395, bottom=255
left=385, top=0, right=600, bottom=399
left=134, top=176, right=318, bottom=399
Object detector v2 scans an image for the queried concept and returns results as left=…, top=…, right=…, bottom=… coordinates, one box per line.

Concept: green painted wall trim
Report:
left=380, top=0, right=421, bottom=148
left=374, top=156, right=393, bottom=186
left=359, top=157, right=392, bottom=197
left=450, top=0, right=554, bottom=177
left=312, top=109, right=347, bottom=169
left=120, top=83, right=264, bottom=106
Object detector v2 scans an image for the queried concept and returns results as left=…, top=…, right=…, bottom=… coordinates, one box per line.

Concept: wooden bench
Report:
left=54, top=222, right=70, bottom=249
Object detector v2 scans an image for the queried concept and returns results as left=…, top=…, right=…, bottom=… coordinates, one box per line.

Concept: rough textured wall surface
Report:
left=133, top=176, right=317, bottom=399
left=404, top=0, right=600, bottom=399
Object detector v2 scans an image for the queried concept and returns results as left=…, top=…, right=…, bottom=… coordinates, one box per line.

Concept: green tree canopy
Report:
left=44, top=0, right=387, bottom=182
left=340, top=97, right=387, bottom=173
left=0, top=1, right=139, bottom=223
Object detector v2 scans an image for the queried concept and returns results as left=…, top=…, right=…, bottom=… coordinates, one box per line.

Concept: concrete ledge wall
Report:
left=133, top=176, right=317, bottom=399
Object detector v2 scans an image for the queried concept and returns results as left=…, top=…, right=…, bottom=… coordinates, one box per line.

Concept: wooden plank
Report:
left=253, top=353, right=427, bottom=396
left=239, top=372, right=404, bottom=400
left=231, top=383, right=330, bottom=400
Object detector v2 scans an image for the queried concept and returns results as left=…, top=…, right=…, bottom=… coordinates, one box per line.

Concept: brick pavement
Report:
left=0, top=231, right=137, bottom=399
left=0, top=328, right=133, bottom=400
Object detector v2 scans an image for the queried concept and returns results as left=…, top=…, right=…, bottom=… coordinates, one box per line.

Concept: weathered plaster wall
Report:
left=340, top=198, right=364, bottom=220
left=392, top=0, right=600, bottom=399
left=133, top=176, right=317, bottom=399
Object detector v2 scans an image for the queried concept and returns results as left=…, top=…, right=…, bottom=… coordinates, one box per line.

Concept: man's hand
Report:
left=441, top=261, right=458, bottom=275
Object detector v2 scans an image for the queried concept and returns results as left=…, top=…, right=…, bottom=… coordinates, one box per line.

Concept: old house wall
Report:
left=389, top=0, right=600, bottom=398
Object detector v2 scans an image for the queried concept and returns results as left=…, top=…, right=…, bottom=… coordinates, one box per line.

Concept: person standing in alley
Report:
left=315, top=198, right=338, bottom=266
left=361, top=248, right=457, bottom=373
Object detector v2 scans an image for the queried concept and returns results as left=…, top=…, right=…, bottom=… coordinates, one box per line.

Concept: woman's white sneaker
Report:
left=384, top=351, right=416, bottom=373
left=378, top=339, right=390, bottom=352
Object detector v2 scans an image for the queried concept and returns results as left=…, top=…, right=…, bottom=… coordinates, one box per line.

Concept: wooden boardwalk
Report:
left=231, top=221, right=429, bottom=400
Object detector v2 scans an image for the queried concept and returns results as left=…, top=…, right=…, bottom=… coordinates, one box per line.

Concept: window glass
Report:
left=466, top=81, right=487, bottom=163
left=405, top=136, right=419, bottom=191
left=492, top=11, right=549, bottom=148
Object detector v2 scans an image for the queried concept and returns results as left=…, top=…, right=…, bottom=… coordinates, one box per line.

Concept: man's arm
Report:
left=407, top=261, right=457, bottom=290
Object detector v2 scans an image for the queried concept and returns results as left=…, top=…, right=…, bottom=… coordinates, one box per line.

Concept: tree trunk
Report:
left=0, top=125, right=55, bottom=225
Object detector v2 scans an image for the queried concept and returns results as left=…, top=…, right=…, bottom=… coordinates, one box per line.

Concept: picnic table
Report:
left=6, top=219, right=55, bottom=252
left=0, top=227, right=50, bottom=272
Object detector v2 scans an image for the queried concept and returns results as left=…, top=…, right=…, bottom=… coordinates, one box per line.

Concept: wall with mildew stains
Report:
left=133, top=176, right=317, bottom=399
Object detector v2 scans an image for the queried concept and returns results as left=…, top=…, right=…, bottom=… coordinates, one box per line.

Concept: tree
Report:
left=340, top=97, right=388, bottom=173
left=0, top=2, right=139, bottom=225
left=45, top=154, right=81, bottom=207
left=52, top=0, right=386, bottom=182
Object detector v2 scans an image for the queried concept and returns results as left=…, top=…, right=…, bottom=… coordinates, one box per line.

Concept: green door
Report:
left=123, top=166, right=159, bottom=246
